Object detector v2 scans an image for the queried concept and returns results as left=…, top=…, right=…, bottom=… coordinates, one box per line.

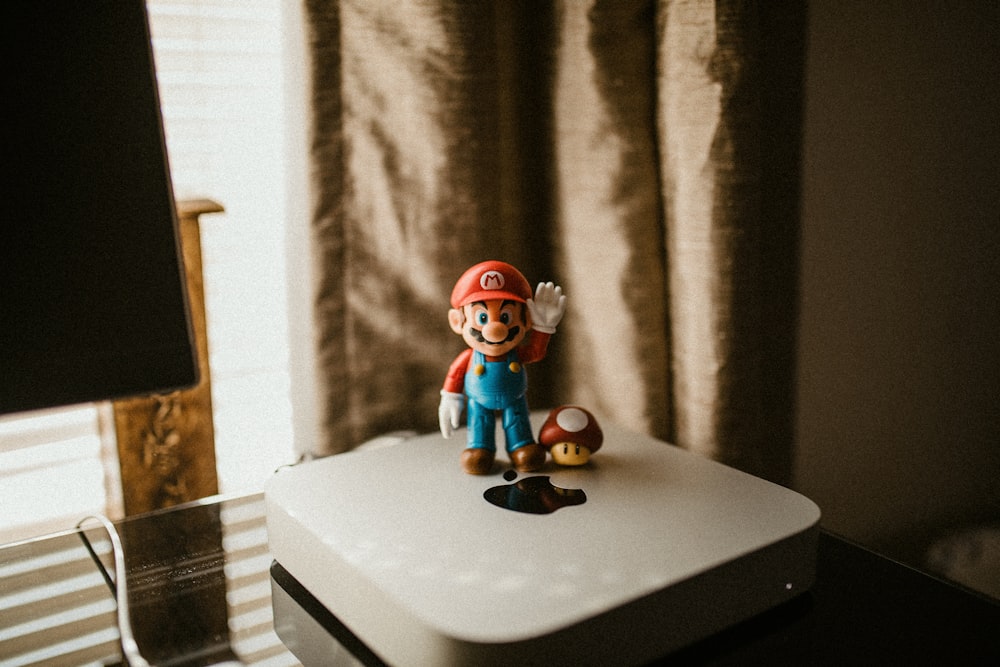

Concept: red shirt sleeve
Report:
left=442, top=348, right=474, bottom=394
left=517, top=330, right=552, bottom=365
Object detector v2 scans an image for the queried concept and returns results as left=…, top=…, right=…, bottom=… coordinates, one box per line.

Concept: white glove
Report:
left=438, top=391, right=465, bottom=438
left=527, top=282, right=566, bottom=334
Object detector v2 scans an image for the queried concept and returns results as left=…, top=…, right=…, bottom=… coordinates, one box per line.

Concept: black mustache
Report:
left=469, top=326, right=521, bottom=345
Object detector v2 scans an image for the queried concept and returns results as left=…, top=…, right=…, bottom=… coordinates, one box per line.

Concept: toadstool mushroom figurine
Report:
left=538, top=406, right=603, bottom=466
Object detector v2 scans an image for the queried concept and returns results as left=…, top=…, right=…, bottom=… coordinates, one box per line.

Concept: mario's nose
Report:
left=482, top=321, right=508, bottom=343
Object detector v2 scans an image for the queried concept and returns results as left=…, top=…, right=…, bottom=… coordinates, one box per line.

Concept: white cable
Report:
left=76, top=515, right=150, bottom=667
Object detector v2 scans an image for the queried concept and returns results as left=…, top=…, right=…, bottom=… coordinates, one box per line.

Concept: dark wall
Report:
left=794, top=1, right=999, bottom=565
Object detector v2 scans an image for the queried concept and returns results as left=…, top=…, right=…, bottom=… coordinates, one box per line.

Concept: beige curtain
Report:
left=302, top=0, right=806, bottom=484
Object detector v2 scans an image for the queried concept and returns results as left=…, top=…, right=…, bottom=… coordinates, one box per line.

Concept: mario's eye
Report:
left=477, top=312, right=489, bottom=326
left=500, top=312, right=511, bottom=325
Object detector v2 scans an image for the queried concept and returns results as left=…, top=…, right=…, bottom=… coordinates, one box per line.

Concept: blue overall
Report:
left=465, top=350, right=533, bottom=453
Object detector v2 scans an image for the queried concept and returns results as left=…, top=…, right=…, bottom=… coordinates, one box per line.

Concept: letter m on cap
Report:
left=480, top=270, right=505, bottom=290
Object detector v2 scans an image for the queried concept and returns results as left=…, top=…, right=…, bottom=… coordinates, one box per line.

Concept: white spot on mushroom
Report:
left=555, top=407, right=589, bottom=432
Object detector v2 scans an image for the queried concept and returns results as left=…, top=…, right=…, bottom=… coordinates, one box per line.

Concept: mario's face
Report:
left=449, top=299, right=531, bottom=358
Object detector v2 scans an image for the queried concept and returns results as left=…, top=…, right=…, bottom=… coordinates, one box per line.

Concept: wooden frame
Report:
left=107, top=199, right=224, bottom=515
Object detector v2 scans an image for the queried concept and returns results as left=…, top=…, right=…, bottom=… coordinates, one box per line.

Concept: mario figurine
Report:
left=439, top=261, right=566, bottom=474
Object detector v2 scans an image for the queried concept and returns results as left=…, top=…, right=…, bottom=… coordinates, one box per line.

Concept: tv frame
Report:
left=1, top=1, right=199, bottom=415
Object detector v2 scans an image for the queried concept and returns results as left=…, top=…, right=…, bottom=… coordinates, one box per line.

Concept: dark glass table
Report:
left=2, top=492, right=997, bottom=666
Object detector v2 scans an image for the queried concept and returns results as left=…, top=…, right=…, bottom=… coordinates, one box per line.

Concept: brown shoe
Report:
left=509, top=443, right=545, bottom=472
left=461, top=448, right=495, bottom=475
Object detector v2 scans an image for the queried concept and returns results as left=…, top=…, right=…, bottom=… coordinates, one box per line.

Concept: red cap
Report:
left=450, top=261, right=532, bottom=309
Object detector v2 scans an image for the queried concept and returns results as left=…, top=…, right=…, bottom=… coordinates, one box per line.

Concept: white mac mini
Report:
left=266, top=412, right=820, bottom=666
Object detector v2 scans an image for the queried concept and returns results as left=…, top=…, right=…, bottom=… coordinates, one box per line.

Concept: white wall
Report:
left=281, top=2, right=324, bottom=459
left=794, top=1, right=999, bottom=563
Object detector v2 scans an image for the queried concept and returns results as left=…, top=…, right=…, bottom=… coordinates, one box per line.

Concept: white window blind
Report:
left=146, top=0, right=295, bottom=495
left=1, top=0, right=295, bottom=545
left=0, top=407, right=110, bottom=546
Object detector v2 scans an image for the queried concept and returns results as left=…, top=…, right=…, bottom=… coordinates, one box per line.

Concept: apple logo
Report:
left=483, top=471, right=587, bottom=514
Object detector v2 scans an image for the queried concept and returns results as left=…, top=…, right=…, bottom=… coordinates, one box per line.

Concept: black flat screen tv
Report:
left=1, top=2, right=199, bottom=415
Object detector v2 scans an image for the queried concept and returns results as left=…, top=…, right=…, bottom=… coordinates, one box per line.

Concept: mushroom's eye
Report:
left=558, top=443, right=583, bottom=456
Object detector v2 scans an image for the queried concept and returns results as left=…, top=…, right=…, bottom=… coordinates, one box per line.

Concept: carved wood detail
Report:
left=111, top=199, right=224, bottom=515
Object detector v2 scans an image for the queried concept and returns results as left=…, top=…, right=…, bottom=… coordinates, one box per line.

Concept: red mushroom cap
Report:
left=538, top=406, right=603, bottom=454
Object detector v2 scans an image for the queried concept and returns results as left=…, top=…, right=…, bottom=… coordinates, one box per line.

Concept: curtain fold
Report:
left=302, top=0, right=805, bottom=484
